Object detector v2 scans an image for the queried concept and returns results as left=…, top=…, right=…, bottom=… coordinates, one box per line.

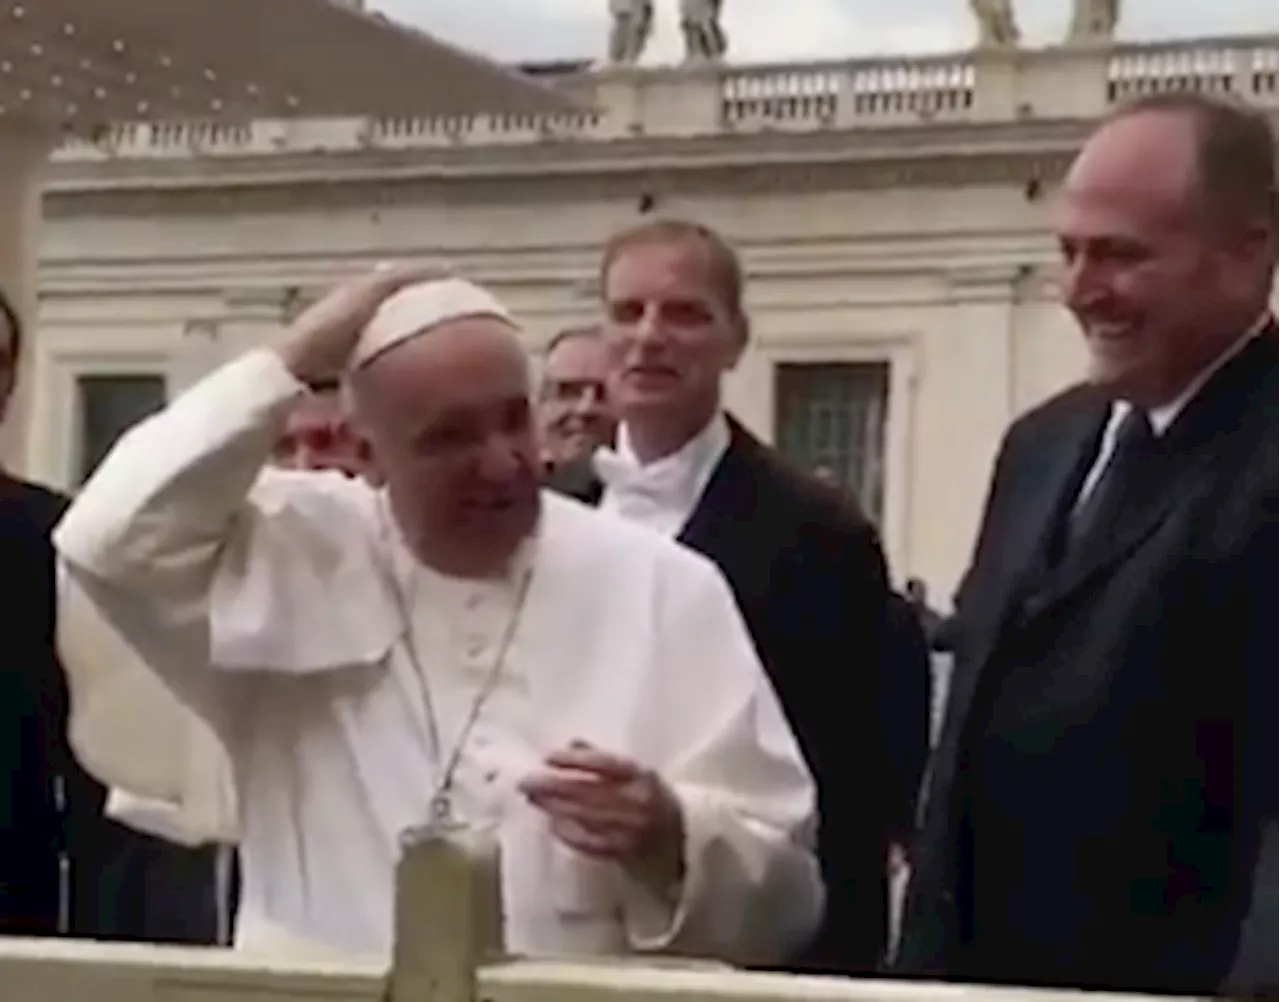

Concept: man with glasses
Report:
left=537, top=326, right=616, bottom=477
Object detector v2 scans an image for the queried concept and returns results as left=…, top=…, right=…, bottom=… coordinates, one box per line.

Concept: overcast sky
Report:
left=373, top=0, right=1277, bottom=64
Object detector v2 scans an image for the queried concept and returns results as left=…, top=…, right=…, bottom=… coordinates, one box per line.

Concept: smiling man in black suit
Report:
left=896, top=92, right=1277, bottom=996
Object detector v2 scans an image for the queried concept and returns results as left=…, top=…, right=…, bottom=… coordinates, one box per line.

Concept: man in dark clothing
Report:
left=903, top=578, right=942, bottom=646
left=1, top=469, right=79, bottom=935
left=0, top=288, right=221, bottom=943
left=537, top=325, right=616, bottom=475
left=883, top=592, right=932, bottom=855
left=896, top=93, right=1277, bottom=995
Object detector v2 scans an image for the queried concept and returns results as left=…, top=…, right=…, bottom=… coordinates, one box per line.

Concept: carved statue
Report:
left=680, top=0, right=728, bottom=63
left=969, top=0, right=1020, bottom=48
left=607, top=0, right=654, bottom=64
left=1067, top=0, right=1120, bottom=43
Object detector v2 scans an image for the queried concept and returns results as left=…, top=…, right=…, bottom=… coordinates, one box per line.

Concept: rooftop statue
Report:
left=970, top=0, right=1021, bottom=48
left=607, top=0, right=654, bottom=64
left=680, top=0, right=728, bottom=63
left=1067, top=0, right=1121, bottom=43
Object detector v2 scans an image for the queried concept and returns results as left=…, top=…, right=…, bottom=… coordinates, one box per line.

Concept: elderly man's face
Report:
left=1054, top=112, right=1264, bottom=407
left=538, top=333, right=615, bottom=467
left=352, top=316, right=541, bottom=575
left=272, top=392, right=368, bottom=476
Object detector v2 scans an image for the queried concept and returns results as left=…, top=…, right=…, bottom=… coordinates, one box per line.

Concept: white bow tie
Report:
left=593, top=448, right=692, bottom=501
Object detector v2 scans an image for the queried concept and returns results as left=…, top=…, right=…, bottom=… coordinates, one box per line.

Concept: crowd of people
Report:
left=1, top=91, right=1274, bottom=995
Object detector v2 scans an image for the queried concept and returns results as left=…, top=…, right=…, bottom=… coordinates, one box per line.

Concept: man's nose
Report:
left=634, top=303, right=667, bottom=345
left=569, top=384, right=604, bottom=415
left=295, top=446, right=321, bottom=471
left=1060, top=257, right=1102, bottom=311
left=477, top=435, right=522, bottom=480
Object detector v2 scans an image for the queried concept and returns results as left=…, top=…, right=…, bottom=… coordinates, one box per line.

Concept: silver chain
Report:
left=418, top=569, right=533, bottom=825
left=376, top=500, right=535, bottom=828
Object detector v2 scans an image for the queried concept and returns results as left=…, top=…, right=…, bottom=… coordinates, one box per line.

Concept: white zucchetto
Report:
left=350, top=277, right=516, bottom=370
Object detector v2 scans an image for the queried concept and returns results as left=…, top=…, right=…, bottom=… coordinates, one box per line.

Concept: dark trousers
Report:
left=71, top=820, right=222, bottom=945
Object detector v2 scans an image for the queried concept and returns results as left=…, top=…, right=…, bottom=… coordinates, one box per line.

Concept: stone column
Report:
left=909, top=265, right=1023, bottom=602
left=0, top=129, right=56, bottom=472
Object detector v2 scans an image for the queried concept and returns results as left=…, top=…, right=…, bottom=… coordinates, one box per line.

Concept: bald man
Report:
left=54, top=270, right=820, bottom=964
left=897, top=93, right=1276, bottom=995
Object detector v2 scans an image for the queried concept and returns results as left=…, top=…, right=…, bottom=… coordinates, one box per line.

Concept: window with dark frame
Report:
left=75, top=374, right=167, bottom=485
left=773, top=361, right=890, bottom=522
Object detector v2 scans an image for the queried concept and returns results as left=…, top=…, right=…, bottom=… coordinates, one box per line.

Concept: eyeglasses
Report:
left=542, top=378, right=607, bottom=404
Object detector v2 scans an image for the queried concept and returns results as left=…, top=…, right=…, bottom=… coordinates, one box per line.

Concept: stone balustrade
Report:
left=0, top=823, right=1215, bottom=1002
left=51, top=35, right=1277, bottom=163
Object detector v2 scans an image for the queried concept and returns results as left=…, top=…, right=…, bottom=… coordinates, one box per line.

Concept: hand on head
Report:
left=276, top=263, right=451, bottom=386
left=280, top=265, right=542, bottom=579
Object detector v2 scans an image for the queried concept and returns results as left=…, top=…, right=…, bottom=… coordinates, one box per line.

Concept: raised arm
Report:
left=54, top=266, right=435, bottom=732
left=54, top=350, right=325, bottom=727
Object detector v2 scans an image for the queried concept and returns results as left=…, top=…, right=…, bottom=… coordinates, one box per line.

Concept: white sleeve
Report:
left=53, top=349, right=380, bottom=738
left=621, top=555, right=824, bottom=966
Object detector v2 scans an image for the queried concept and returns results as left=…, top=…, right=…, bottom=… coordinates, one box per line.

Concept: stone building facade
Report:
left=26, top=35, right=1277, bottom=599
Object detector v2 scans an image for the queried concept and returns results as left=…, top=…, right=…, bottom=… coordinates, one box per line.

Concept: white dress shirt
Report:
left=595, top=414, right=730, bottom=537
left=1076, top=321, right=1266, bottom=507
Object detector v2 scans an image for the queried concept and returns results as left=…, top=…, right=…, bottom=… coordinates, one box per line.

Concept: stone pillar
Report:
left=593, top=66, right=723, bottom=138
left=909, top=266, right=1023, bottom=602
left=0, top=129, right=55, bottom=473
left=969, top=40, right=1113, bottom=123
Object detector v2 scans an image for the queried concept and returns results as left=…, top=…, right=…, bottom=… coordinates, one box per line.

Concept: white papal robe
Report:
left=53, top=348, right=823, bottom=964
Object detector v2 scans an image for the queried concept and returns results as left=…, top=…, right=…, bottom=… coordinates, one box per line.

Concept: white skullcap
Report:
left=350, top=277, right=516, bottom=370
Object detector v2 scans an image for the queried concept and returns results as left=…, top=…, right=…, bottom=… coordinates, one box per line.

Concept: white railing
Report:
left=51, top=35, right=1276, bottom=163
left=0, top=825, right=1200, bottom=1002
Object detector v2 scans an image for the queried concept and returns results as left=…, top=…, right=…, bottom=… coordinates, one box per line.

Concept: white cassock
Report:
left=53, top=348, right=822, bottom=964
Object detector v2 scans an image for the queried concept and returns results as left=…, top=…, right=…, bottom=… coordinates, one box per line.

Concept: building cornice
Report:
left=45, top=117, right=1089, bottom=187
left=42, top=122, right=1085, bottom=218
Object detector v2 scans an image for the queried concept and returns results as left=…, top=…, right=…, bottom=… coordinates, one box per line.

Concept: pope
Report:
left=54, top=265, right=823, bottom=963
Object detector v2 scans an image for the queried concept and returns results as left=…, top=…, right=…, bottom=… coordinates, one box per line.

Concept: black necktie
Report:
left=1067, top=407, right=1157, bottom=553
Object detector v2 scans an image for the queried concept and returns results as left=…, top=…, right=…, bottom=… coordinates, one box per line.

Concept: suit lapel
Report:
left=1026, top=444, right=1192, bottom=621
left=947, top=399, right=1107, bottom=736
left=1023, top=330, right=1277, bottom=626
left=677, top=420, right=755, bottom=567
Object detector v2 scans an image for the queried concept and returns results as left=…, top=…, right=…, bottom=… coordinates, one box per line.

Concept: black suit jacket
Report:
left=0, top=476, right=92, bottom=934
left=883, top=594, right=932, bottom=846
left=896, top=332, right=1278, bottom=995
left=550, top=420, right=894, bottom=972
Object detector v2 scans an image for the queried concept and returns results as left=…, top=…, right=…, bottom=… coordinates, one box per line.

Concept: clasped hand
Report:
left=518, top=741, right=684, bottom=887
